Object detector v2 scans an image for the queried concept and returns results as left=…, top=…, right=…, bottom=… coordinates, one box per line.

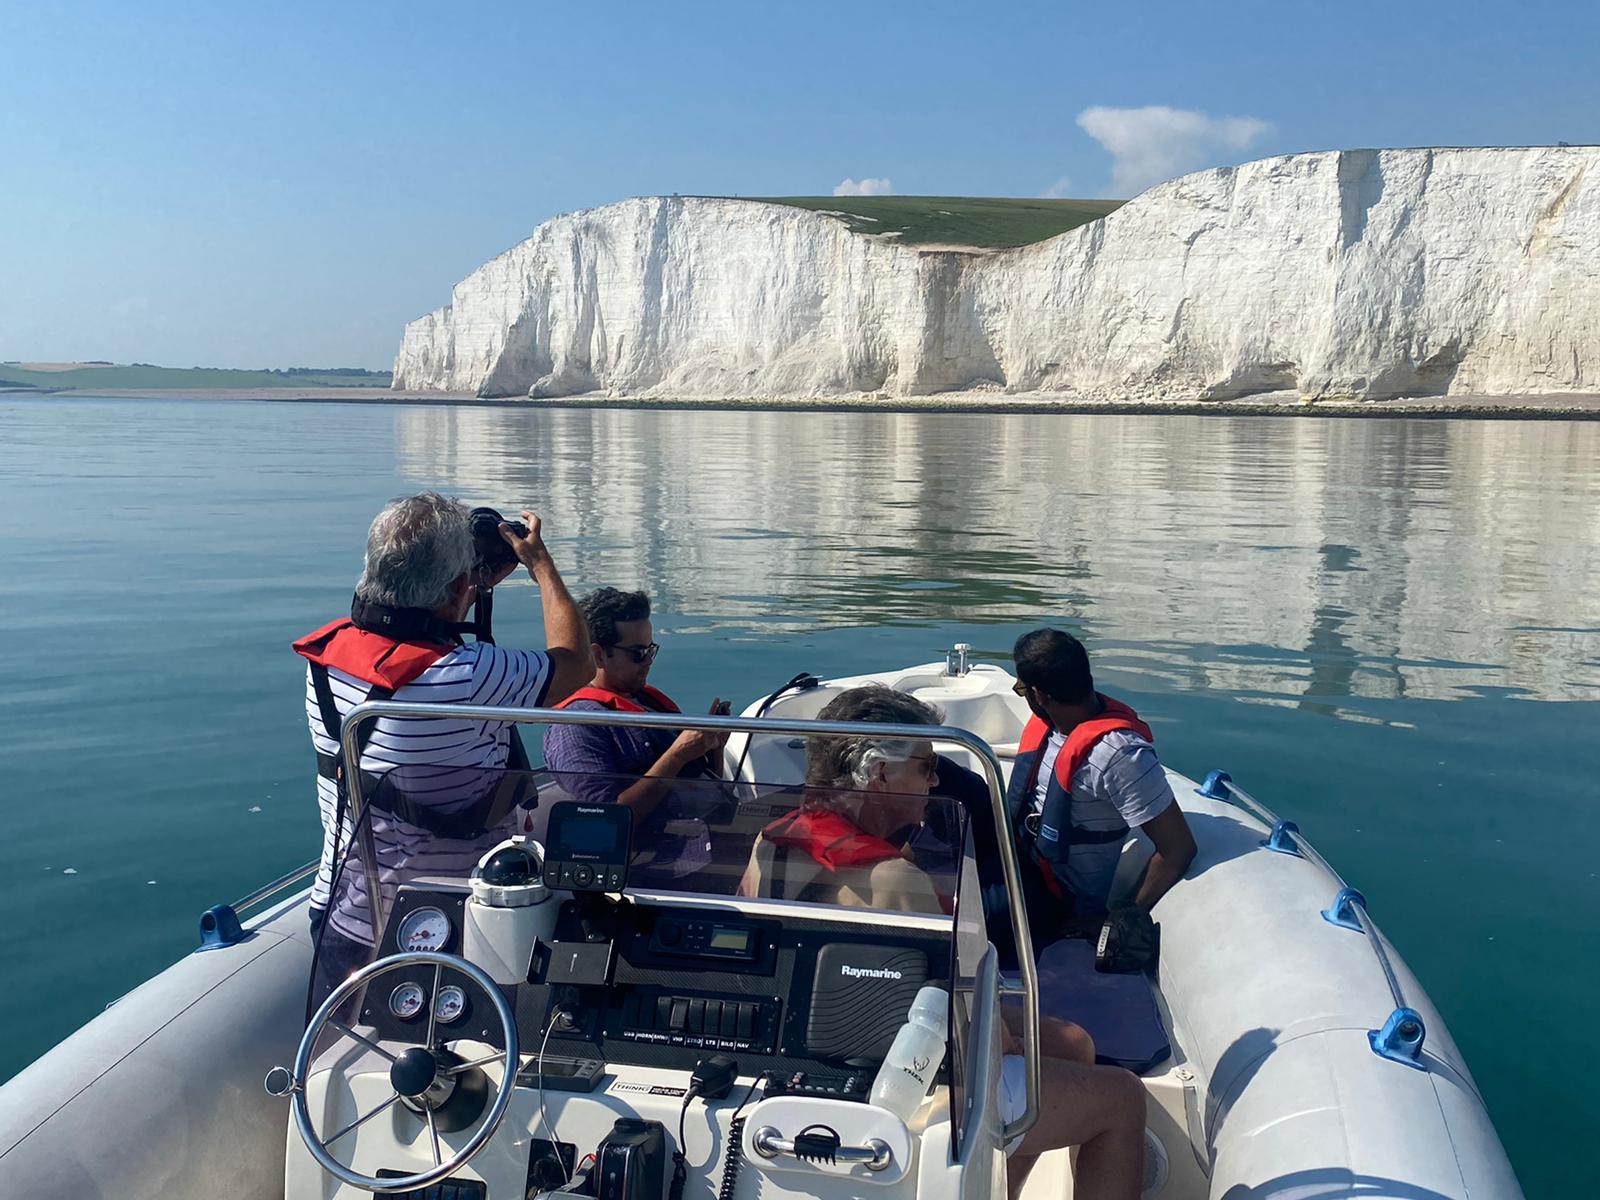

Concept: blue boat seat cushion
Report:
left=1036, top=938, right=1171, bottom=1074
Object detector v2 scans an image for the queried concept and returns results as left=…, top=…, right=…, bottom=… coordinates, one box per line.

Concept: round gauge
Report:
left=397, top=906, right=451, bottom=953
left=388, top=981, right=426, bottom=1021
left=433, top=985, right=468, bottom=1025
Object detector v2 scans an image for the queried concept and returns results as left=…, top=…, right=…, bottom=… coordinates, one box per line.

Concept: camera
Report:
left=469, top=506, right=528, bottom=573
left=594, top=1118, right=665, bottom=1200
left=1094, top=905, right=1160, bottom=974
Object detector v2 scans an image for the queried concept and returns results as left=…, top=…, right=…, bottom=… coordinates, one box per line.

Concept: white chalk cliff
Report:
left=393, top=148, right=1600, bottom=401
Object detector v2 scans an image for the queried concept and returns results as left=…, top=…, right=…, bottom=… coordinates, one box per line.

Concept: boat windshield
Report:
left=311, top=764, right=971, bottom=1010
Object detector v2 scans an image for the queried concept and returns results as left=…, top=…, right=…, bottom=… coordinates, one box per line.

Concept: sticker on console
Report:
left=609, top=1081, right=688, bottom=1098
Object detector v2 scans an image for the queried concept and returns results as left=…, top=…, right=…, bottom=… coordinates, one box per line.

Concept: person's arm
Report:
left=498, top=511, right=588, bottom=704
left=613, top=730, right=721, bottom=823
left=1132, top=802, right=1196, bottom=911
left=1096, top=738, right=1196, bottom=912
left=699, top=699, right=731, bottom=776
left=547, top=717, right=723, bottom=827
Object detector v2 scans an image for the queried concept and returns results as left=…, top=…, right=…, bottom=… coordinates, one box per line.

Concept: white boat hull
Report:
left=0, top=660, right=1523, bottom=1199
left=0, top=896, right=312, bottom=1199
left=734, top=661, right=1524, bottom=1199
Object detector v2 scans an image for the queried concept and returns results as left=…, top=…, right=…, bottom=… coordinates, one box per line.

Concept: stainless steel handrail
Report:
left=338, top=699, right=1042, bottom=1143
left=232, top=859, right=319, bottom=915
left=752, top=1126, right=893, bottom=1170
left=1220, top=779, right=1347, bottom=884
left=1206, top=775, right=1407, bottom=1013
left=1346, top=901, right=1405, bottom=1011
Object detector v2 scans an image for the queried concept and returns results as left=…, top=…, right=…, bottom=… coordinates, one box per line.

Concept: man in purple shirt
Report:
left=543, top=588, right=730, bottom=882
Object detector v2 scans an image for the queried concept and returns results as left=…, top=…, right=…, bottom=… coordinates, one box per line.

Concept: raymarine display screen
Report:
left=555, top=818, right=624, bottom=856
left=546, top=803, right=632, bottom=865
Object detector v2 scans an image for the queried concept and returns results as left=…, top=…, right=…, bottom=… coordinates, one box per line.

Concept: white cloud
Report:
left=1076, top=105, right=1273, bottom=196
left=1039, top=176, right=1075, bottom=199
left=833, top=177, right=893, bottom=197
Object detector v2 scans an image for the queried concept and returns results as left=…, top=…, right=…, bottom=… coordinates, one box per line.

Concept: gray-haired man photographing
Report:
left=292, top=491, right=589, bottom=934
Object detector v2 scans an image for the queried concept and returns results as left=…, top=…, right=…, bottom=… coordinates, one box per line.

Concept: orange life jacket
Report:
left=761, top=806, right=902, bottom=872
left=293, top=617, right=454, bottom=691
left=290, top=617, right=462, bottom=861
left=1006, top=694, right=1152, bottom=896
left=292, top=616, right=531, bottom=785
left=553, top=684, right=681, bottom=714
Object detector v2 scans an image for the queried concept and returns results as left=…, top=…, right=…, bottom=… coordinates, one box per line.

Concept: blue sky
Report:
left=3, top=1, right=1597, bottom=369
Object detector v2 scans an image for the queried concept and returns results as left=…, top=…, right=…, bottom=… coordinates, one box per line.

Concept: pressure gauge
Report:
left=388, top=981, right=426, bottom=1021
left=433, top=985, right=468, bottom=1025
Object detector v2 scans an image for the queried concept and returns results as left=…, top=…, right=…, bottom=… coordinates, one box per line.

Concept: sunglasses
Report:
left=609, top=641, right=660, bottom=665
left=905, top=752, right=939, bottom=781
left=1012, top=681, right=1031, bottom=698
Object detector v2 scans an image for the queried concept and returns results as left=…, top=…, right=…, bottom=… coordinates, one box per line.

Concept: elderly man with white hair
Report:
left=293, top=491, right=589, bottom=937
left=738, top=685, right=950, bottom=912
left=739, top=683, right=1148, bottom=1200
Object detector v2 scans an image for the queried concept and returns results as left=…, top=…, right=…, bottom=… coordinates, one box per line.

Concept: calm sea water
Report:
left=1, top=396, right=1596, bottom=1196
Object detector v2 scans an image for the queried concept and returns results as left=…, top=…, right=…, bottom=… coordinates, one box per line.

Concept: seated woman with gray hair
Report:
left=737, top=685, right=951, bottom=914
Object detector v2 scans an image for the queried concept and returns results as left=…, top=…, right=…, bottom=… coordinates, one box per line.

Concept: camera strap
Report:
left=471, top=586, right=495, bottom=645
left=349, top=593, right=474, bottom=645
left=308, top=663, right=394, bottom=882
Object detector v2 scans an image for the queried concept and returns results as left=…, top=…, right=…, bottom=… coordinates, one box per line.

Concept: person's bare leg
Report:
left=1042, top=1016, right=1095, bottom=1065
left=1004, top=1008, right=1096, bottom=1066
left=1006, top=1059, right=1145, bottom=1200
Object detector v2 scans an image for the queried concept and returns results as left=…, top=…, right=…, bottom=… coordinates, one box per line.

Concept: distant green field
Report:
left=0, top=363, right=392, bottom=390
left=754, top=195, right=1125, bottom=249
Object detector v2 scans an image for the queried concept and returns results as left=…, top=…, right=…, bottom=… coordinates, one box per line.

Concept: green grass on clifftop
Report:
left=754, top=195, right=1124, bottom=248
left=0, top=363, right=392, bottom=390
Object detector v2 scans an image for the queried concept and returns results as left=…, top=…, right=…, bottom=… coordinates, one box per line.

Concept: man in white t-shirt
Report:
left=1007, top=628, right=1196, bottom=919
left=293, top=491, right=590, bottom=937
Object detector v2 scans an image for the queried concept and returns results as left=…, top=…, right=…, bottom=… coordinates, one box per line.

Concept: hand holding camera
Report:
left=704, top=699, right=733, bottom=756
left=668, top=700, right=732, bottom=768
left=470, top=506, right=548, bottom=584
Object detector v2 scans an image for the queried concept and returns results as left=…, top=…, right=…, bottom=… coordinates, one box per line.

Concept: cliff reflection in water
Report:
left=394, top=407, right=1600, bottom=706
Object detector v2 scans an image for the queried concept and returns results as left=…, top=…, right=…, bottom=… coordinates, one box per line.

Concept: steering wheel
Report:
left=267, top=950, right=520, bottom=1194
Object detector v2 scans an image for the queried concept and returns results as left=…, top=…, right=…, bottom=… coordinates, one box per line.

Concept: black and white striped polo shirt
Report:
left=303, top=642, right=552, bottom=911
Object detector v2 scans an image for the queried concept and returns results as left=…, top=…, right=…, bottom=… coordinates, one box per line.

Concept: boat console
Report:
left=274, top=699, right=1038, bottom=1200
left=0, top=658, right=1529, bottom=1200
left=362, top=865, right=947, bottom=1088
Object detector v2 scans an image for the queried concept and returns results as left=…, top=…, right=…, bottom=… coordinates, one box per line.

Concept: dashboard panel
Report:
left=361, top=885, right=951, bottom=1099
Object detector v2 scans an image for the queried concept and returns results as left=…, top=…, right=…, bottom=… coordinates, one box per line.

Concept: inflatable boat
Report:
left=0, top=649, right=1523, bottom=1199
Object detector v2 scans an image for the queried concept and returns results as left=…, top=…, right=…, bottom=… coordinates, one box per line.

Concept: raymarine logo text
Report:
left=841, top=965, right=903, bottom=980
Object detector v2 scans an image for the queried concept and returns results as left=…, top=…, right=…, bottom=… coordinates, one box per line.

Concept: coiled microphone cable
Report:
left=669, top=1056, right=742, bottom=1200
left=716, top=1074, right=766, bottom=1200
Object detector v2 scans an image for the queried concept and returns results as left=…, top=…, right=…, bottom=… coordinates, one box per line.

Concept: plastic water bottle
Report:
left=869, top=986, right=949, bottom=1121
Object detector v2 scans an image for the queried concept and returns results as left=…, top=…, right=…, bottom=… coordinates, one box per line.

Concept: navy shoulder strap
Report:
left=308, top=662, right=393, bottom=812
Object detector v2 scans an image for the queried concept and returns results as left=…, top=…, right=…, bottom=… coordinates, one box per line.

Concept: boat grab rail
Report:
left=338, top=698, right=1043, bottom=1141
left=1196, top=770, right=1427, bottom=1070
left=196, top=859, right=320, bottom=953
left=234, top=859, right=320, bottom=915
